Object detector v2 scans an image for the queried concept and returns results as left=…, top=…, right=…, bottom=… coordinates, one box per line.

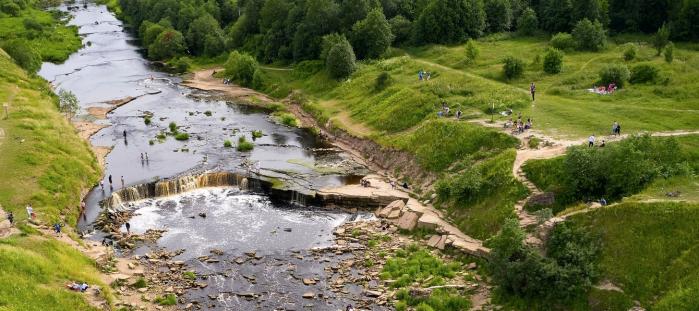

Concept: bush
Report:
left=174, top=132, right=189, bottom=140
left=623, top=43, right=638, bottom=61
left=488, top=219, right=600, bottom=301
left=1, top=40, right=42, bottom=74
left=236, top=136, right=254, bottom=152
left=517, top=7, right=538, bottom=36
left=0, top=2, right=20, bottom=16
left=502, top=56, right=524, bottom=80
left=251, top=69, right=266, bottom=90
left=182, top=271, right=196, bottom=280
left=251, top=130, right=263, bottom=139
left=168, top=56, right=190, bottom=73
left=598, top=63, right=630, bottom=88
left=664, top=42, right=674, bottom=63
left=168, top=122, right=177, bottom=133
left=223, top=140, right=232, bottom=148
left=23, top=18, right=44, bottom=31
left=464, top=39, right=479, bottom=64
left=630, top=64, right=660, bottom=84
left=148, top=30, right=186, bottom=60
left=550, top=32, right=575, bottom=51
left=653, top=23, right=670, bottom=56
left=275, top=112, right=300, bottom=127
left=374, top=72, right=391, bottom=91
left=326, top=36, right=356, bottom=79
left=543, top=48, right=563, bottom=74
left=572, top=19, right=606, bottom=51
left=143, top=116, right=151, bottom=125
left=224, top=51, right=259, bottom=87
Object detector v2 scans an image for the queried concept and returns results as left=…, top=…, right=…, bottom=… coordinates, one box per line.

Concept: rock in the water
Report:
left=198, top=212, right=206, bottom=218
left=302, top=292, right=315, bottom=299
left=303, top=278, right=316, bottom=285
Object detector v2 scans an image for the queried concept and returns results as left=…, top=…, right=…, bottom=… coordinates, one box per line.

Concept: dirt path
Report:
left=182, top=68, right=276, bottom=104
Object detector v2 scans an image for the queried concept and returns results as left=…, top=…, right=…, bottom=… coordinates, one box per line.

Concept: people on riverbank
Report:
left=7, top=212, right=13, bottom=226
left=588, top=134, right=596, bottom=147
left=53, top=223, right=62, bottom=237
left=612, top=121, right=621, bottom=136
left=26, top=203, right=34, bottom=220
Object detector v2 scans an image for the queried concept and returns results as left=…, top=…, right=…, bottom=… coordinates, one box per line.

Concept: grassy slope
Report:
left=408, top=35, right=699, bottom=138
left=0, top=42, right=105, bottom=310
left=0, top=51, right=100, bottom=226
left=0, top=6, right=81, bottom=62
left=569, top=202, right=699, bottom=310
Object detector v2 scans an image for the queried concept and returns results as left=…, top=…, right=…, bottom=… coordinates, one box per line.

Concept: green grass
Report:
left=569, top=202, right=699, bottom=309
left=0, top=234, right=112, bottom=311
left=154, top=293, right=177, bottom=306
left=407, top=36, right=699, bottom=138
left=0, top=7, right=81, bottom=63
left=236, top=136, right=254, bottom=152
left=0, top=51, right=100, bottom=226
left=174, top=132, right=189, bottom=141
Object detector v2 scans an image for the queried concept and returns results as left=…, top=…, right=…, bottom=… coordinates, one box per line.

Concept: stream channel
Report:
left=39, top=3, right=383, bottom=310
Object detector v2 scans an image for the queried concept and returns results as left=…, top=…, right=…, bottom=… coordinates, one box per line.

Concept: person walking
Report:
left=108, top=175, right=113, bottom=186
left=100, top=180, right=104, bottom=191
left=53, top=223, right=62, bottom=237
left=530, top=82, right=536, bottom=101
left=26, top=203, right=34, bottom=220
left=125, top=222, right=131, bottom=235
left=120, top=176, right=125, bottom=189
left=588, top=134, right=596, bottom=147
left=612, top=121, right=618, bottom=135
left=7, top=212, right=13, bottom=226
left=615, top=123, right=621, bottom=136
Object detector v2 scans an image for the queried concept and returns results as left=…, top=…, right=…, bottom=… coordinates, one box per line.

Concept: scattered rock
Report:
left=303, top=278, right=316, bottom=285
left=302, top=292, right=315, bottom=299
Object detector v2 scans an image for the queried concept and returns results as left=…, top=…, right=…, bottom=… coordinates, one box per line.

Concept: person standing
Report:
left=108, top=175, right=113, bottom=186
left=530, top=82, right=536, bottom=101
left=7, top=212, right=13, bottom=226
left=588, top=134, right=596, bottom=147
left=26, top=203, right=34, bottom=220
left=125, top=222, right=131, bottom=235
left=612, top=121, right=618, bottom=135
left=615, top=123, right=621, bottom=136
left=53, top=223, right=62, bottom=237
left=100, top=180, right=104, bottom=191
left=120, top=176, right=125, bottom=189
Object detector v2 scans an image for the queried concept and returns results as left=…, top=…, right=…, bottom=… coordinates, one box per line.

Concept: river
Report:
left=39, top=3, right=383, bottom=310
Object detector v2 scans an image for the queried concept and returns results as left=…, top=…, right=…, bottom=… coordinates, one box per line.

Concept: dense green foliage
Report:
left=653, top=23, right=670, bottom=55
left=350, top=9, right=392, bottom=59
left=502, top=55, right=524, bottom=79
left=598, top=63, right=629, bottom=88
left=325, top=35, right=356, bottom=79
left=571, top=18, right=606, bottom=51
left=524, top=136, right=694, bottom=210
left=623, top=43, right=637, bottom=61
left=549, top=32, right=575, bottom=51
left=1, top=38, right=41, bottom=73
left=488, top=219, right=600, bottom=302
left=224, top=51, right=259, bottom=87
left=664, top=41, right=674, bottom=63
left=542, top=47, right=563, bottom=74
left=148, top=29, right=186, bottom=60
left=629, top=63, right=659, bottom=84
left=516, top=7, right=538, bottom=36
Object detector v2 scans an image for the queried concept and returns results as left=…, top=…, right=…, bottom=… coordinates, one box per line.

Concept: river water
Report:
left=39, top=3, right=379, bottom=310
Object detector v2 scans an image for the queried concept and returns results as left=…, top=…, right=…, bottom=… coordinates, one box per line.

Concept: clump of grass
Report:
left=154, top=294, right=177, bottom=306
left=274, top=112, right=300, bottom=127
left=237, top=136, right=254, bottom=152
left=131, top=277, right=147, bottom=289
left=143, top=116, right=151, bottom=125
left=156, top=132, right=167, bottom=140
left=174, top=132, right=189, bottom=141
left=149, top=140, right=155, bottom=145
left=204, top=111, right=212, bottom=116
left=251, top=130, right=263, bottom=139
left=528, top=137, right=541, bottom=149
left=223, top=140, right=232, bottom=148
left=182, top=271, right=196, bottom=280
left=168, top=122, right=177, bottom=133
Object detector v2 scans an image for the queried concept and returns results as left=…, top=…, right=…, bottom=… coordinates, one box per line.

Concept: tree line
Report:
left=118, top=0, right=699, bottom=72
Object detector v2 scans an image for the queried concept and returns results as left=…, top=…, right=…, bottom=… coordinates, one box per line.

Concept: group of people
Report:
left=590, top=82, right=618, bottom=95
left=418, top=69, right=432, bottom=81
left=611, top=121, right=621, bottom=136
left=101, top=174, right=126, bottom=191
left=437, top=101, right=463, bottom=119
left=504, top=113, right=533, bottom=134
left=359, top=179, right=372, bottom=188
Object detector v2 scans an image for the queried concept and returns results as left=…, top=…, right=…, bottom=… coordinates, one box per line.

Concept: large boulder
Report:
left=395, top=211, right=419, bottom=230
left=416, top=213, right=441, bottom=230
left=375, top=200, right=405, bottom=218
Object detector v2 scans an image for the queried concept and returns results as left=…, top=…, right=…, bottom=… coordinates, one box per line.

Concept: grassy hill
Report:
left=0, top=44, right=106, bottom=310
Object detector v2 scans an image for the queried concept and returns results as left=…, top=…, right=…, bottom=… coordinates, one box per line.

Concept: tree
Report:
left=516, top=7, right=538, bottom=35
left=414, top=0, right=485, bottom=44
left=203, top=34, right=225, bottom=57
left=58, top=89, right=79, bottom=119
left=675, top=0, right=699, bottom=41
left=326, top=36, right=356, bottom=79
left=187, top=14, right=223, bottom=55
left=572, top=18, right=606, bottom=51
left=572, top=0, right=605, bottom=24
left=502, top=56, right=524, bottom=80
left=543, top=48, right=564, bottom=74
left=664, top=42, right=674, bottom=64
left=550, top=32, right=576, bottom=51
left=291, top=0, right=340, bottom=61
left=1, top=39, right=42, bottom=74
left=652, top=23, right=670, bottom=56
left=148, top=29, right=186, bottom=60
left=389, top=15, right=412, bottom=45
left=142, top=23, right=166, bottom=47
left=339, top=0, right=373, bottom=32
left=484, top=0, right=512, bottom=33
left=465, top=39, right=479, bottom=64
left=224, top=51, right=259, bottom=87
left=539, top=0, right=573, bottom=33
left=350, top=9, right=393, bottom=59
left=598, top=63, right=630, bottom=88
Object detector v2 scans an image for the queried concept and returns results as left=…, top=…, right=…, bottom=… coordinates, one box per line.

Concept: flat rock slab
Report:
left=395, top=211, right=419, bottom=230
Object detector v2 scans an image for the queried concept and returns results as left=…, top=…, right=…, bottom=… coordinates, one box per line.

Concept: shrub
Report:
left=572, top=19, right=606, bottom=51
left=251, top=130, right=263, bottom=139
left=374, top=72, right=391, bottom=91
left=502, top=56, right=524, bottom=80
left=168, top=56, right=190, bottom=73
left=143, top=116, right=151, bottom=125
left=275, top=112, right=300, bottom=127
left=23, top=18, right=44, bottom=31
left=131, top=277, right=147, bottom=288
left=168, top=122, right=177, bottom=133
left=653, top=23, right=670, bottom=55
left=204, top=111, right=212, bottom=116
left=251, top=69, right=266, bottom=90
left=326, top=36, right=356, bottom=79
left=223, top=140, right=232, bottom=148
left=516, top=7, right=538, bottom=36
left=550, top=33, right=575, bottom=51
left=623, top=43, right=638, bottom=61
left=237, top=136, right=254, bottom=152
left=182, top=271, right=196, bottom=280
left=1, top=39, right=42, bottom=74
left=488, top=219, right=600, bottom=301
left=464, top=39, right=479, bottom=64
left=630, top=64, right=660, bottom=84
left=543, top=48, right=564, bottom=74
left=0, top=2, right=20, bottom=16
left=664, top=42, right=674, bottom=63
left=174, top=132, right=189, bottom=141
left=598, top=63, right=630, bottom=88
left=224, top=51, right=259, bottom=87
